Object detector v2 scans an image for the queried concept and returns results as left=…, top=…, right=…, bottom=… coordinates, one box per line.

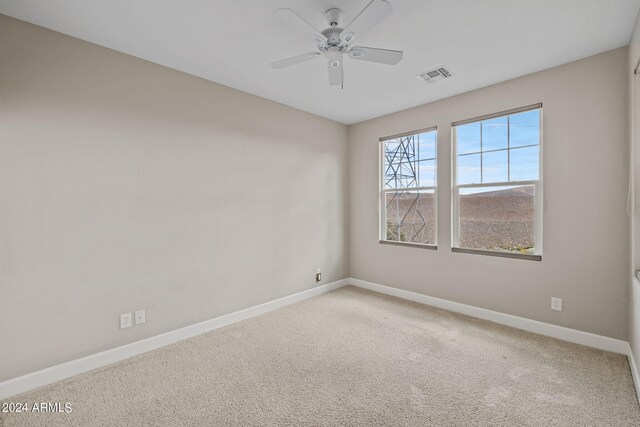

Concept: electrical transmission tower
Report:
left=383, top=134, right=429, bottom=244
left=384, top=135, right=418, bottom=189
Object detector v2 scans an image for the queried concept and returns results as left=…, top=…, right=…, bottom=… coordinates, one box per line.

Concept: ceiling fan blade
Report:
left=327, top=58, right=344, bottom=86
left=340, top=0, right=392, bottom=44
left=348, top=46, right=403, bottom=65
left=271, top=52, right=321, bottom=69
left=275, top=8, right=327, bottom=44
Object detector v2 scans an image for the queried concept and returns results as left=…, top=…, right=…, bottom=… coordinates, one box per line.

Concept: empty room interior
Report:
left=4, top=0, right=640, bottom=425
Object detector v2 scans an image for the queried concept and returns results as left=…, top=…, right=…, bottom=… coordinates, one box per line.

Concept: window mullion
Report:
left=456, top=180, right=538, bottom=189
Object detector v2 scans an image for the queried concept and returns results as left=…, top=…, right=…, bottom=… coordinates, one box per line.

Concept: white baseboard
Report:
left=0, top=279, right=349, bottom=400
left=629, top=344, right=640, bottom=405
left=348, top=278, right=629, bottom=355
left=1, top=276, right=634, bottom=401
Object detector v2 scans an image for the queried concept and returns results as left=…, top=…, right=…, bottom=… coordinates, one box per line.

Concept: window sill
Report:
left=379, top=240, right=437, bottom=250
left=452, top=247, right=541, bottom=261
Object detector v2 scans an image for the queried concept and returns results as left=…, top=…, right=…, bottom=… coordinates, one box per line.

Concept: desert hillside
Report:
left=386, top=186, right=534, bottom=253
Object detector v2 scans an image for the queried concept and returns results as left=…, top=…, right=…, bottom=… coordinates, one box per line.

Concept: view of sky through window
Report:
left=384, top=130, right=436, bottom=189
left=457, top=109, right=540, bottom=191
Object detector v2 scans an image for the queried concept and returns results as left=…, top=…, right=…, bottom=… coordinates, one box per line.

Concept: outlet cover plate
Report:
left=551, top=297, right=563, bottom=312
left=135, top=309, right=146, bottom=325
left=120, top=313, right=132, bottom=329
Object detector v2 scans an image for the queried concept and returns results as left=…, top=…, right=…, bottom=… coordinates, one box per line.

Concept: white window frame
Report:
left=451, top=104, right=543, bottom=260
left=379, top=127, right=438, bottom=249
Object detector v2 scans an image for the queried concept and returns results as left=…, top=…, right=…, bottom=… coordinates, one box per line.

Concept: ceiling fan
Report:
left=271, top=0, right=403, bottom=87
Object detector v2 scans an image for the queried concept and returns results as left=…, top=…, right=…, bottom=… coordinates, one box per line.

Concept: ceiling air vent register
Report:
left=417, top=66, right=454, bottom=84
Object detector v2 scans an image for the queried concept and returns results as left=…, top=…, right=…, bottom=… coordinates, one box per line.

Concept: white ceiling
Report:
left=1, top=0, right=639, bottom=124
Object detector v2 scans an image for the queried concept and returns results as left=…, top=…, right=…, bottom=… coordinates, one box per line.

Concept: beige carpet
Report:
left=1, top=286, right=639, bottom=426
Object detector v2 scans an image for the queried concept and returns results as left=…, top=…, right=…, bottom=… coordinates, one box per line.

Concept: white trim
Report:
left=0, top=279, right=349, bottom=400
left=628, top=343, right=640, bottom=405
left=349, top=278, right=628, bottom=354
left=2, top=277, right=634, bottom=402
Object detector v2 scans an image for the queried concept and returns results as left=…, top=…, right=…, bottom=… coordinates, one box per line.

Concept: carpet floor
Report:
left=1, top=286, right=639, bottom=426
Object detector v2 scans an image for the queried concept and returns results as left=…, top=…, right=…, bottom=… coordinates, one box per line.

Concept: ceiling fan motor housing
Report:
left=325, top=8, right=342, bottom=27
left=322, top=9, right=344, bottom=47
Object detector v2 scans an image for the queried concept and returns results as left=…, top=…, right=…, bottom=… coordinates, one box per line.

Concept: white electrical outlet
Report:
left=551, top=297, right=563, bottom=312
left=135, top=309, right=146, bottom=325
left=120, top=313, right=132, bottom=329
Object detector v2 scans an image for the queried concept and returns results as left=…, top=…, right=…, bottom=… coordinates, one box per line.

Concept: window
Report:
left=380, top=128, right=437, bottom=247
left=452, top=105, right=542, bottom=259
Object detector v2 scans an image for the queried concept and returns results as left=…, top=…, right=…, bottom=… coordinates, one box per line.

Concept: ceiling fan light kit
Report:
left=271, top=0, right=403, bottom=87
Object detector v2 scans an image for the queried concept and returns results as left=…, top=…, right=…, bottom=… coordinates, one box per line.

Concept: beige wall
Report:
left=1, top=11, right=633, bottom=383
left=0, top=15, right=349, bottom=381
left=349, top=47, right=629, bottom=340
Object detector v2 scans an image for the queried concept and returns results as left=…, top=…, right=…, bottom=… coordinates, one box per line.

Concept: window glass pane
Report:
left=384, top=137, right=415, bottom=189
left=384, top=160, right=418, bottom=189
left=384, top=130, right=437, bottom=189
left=458, top=185, right=535, bottom=254
left=384, top=140, right=401, bottom=164
left=457, top=153, right=481, bottom=185
left=417, top=131, right=436, bottom=161
left=482, top=116, right=508, bottom=151
left=510, top=145, right=539, bottom=181
left=510, top=110, right=540, bottom=148
left=457, top=122, right=481, bottom=154
left=417, top=159, right=436, bottom=187
left=482, top=150, right=508, bottom=183
left=453, top=108, right=541, bottom=256
left=384, top=139, right=414, bottom=168
left=385, top=190, right=436, bottom=245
